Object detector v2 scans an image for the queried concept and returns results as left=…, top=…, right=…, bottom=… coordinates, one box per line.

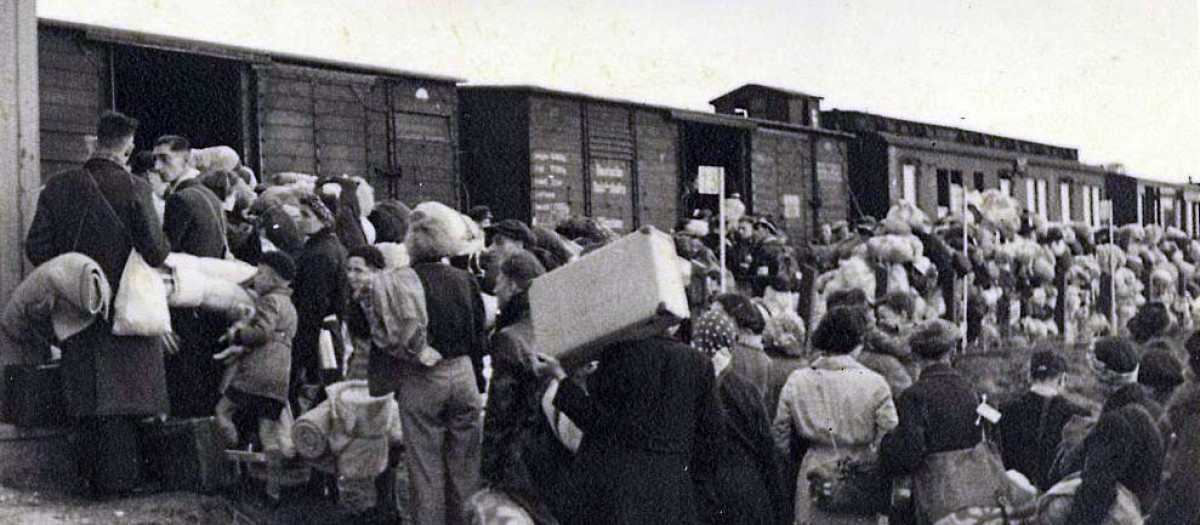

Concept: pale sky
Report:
left=39, top=0, right=1200, bottom=182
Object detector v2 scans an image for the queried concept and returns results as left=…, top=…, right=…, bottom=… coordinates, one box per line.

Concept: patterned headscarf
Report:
left=692, top=309, right=738, bottom=357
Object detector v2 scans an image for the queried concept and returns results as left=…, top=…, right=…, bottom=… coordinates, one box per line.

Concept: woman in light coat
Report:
left=773, top=306, right=898, bottom=525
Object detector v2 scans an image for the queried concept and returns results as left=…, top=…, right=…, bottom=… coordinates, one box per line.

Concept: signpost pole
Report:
left=719, top=171, right=727, bottom=294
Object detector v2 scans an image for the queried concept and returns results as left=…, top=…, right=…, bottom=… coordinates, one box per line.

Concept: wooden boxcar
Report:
left=37, top=20, right=462, bottom=206
left=822, top=109, right=1111, bottom=227
left=459, top=85, right=851, bottom=243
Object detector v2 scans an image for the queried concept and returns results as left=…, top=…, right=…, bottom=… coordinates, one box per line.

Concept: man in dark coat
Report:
left=880, top=320, right=981, bottom=475
left=155, top=135, right=231, bottom=416
left=998, top=350, right=1090, bottom=491
left=1065, top=382, right=1165, bottom=525
left=543, top=330, right=724, bottom=525
left=155, top=135, right=227, bottom=258
left=25, top=111, right=171, bottom=496
left=1147, top=332, right=1200, bottom=524
left=880, top=320, right=981, bottom=525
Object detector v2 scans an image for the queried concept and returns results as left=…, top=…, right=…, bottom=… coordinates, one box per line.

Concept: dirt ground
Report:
left=0, top=486, right=235, bottom=525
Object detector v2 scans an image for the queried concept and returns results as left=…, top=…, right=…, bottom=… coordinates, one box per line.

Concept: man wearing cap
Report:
left=879, top=319, right=981, bottom=479
left=998, top=350, right=1089, bottom=491
left=25, top=112, right=171, bottom=496
left=1063, top=338, right=1165, bottom=525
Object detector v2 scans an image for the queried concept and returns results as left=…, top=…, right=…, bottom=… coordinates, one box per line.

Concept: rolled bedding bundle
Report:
left=293, top=401, right=333, bottom=459
left=885, top=201, right=932, bottom=233
left=164, top=253, right=257, bottom=284
left=166, top=263, right=254, bottom=313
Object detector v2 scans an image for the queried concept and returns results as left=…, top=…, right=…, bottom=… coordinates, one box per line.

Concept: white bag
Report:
left=112, top=249, right=172, bottom=336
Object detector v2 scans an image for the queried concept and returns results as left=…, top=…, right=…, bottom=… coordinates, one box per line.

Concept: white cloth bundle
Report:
left=163, top=254, right=255, bottom=313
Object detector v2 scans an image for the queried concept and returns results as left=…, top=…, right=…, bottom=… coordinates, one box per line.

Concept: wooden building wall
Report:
left=527, top=94, right=586, bottom=229
left=37, top=26, right=107, bottom=180
left=253, top=63, right=460, bottom=207
left=633, top=109, right=678, bottom=232
left=750, top=128, right=812, bottom=242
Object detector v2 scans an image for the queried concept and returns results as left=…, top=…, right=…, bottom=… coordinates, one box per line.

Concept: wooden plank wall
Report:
left=527, top=95, right=585, bottom=229
left=37, top=26, right=107, bottom=180
left=633, top=109, right=679, bottom=232
left=383, top=79, right=459, bottom=207
left=584, top=102, right=635, bottom=233
left=752, top=128, right=812, bottom=243
left=816, top=136, right=851, bottom=228
left=255, top=64, right=373, bottom=181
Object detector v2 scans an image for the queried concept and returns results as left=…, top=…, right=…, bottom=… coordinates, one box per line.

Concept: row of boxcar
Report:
left=35, top=20, right=1195, bottom=246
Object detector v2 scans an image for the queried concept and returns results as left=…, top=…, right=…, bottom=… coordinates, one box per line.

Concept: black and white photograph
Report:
left=0, top=0, right=1197, bottom=523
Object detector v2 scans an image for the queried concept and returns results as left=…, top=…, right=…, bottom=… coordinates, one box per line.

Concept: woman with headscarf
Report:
left=773, top=306, right=898, bottom=525
left=289, top=192, right=349, bottom=408
left=691, top=309, right=788, bottom=525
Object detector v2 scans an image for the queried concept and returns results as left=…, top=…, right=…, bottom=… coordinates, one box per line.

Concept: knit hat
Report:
left=1092, top=337, right=1140, bottom=387
left=812, top=306, right=864, bottom=354
left=909, top=319, right=960, bottom=360
left=1029, top=351, right=1067, bottom=381
left=259, top=251, right=296, bottom=281
left=490, top=219, right=536, bottom=247
left=1128, top=302, right=1170, bottom=343
left=692, top=309, right=737, bottom=357
left=1138, top=348, right=1184, bottom=391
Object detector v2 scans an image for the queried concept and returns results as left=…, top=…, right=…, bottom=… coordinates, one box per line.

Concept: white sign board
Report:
left=697, top=166, right=725, bottom=195
left=1099, top=200, right=1113, bottom=222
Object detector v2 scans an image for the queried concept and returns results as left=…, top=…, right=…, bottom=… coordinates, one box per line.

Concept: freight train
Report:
left=33, top=20, right=1197, bottom=247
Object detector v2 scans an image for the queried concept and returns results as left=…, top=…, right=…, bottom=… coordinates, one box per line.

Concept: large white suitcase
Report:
left=530, top=226, right=690, bottom=366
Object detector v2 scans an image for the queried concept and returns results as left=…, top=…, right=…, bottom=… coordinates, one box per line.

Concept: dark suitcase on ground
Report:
left=147, top=417, right=236, bottom=493
left=2, top=363, right=66, bottom=427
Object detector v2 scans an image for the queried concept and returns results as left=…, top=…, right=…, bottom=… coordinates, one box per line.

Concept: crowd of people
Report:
left=4, top=109, right=1199, bottom=525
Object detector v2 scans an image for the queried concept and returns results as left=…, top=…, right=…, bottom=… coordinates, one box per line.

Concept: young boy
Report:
left=214, top=251, right=299, bottom=473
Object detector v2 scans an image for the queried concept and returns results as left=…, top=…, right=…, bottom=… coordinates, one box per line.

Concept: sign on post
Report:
left=698, top=166, right=728, bottom=292
left=697, top=166, right=724, bottom=195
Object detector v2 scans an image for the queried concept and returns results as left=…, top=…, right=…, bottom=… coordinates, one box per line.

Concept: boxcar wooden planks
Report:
left=37, top=27, right=106, bottom=180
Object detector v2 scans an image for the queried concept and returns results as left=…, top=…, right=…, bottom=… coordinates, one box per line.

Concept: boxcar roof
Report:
left=40, top=18, right=463, bottom=84
left=460, top=84, right=853, bottom=137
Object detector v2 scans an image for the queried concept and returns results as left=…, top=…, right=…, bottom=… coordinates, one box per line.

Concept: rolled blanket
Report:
left=293, top=401, right=332, bottom=459
left=167, top=264, right=254, bottom=313
left=165, top=253, right=257, bottom=284
left=336, top=436, right=390, bottom=479
left=2, top=253, right=111, bottom=362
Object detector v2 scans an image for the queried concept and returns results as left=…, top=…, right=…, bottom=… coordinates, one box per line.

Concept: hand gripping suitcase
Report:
left=530, top=226, right=690, bottom=366
left=147, top=417, right=237, bottom=493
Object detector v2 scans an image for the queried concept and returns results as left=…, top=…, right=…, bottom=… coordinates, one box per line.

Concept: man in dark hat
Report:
left=1138, top=347, right=1184, bottom=406
left=998, top=350, right=1090, bottom=491
left=880, top=319, right=981, bottom=475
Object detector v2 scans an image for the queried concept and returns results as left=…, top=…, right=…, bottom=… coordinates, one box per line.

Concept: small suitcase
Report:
left=147, top=417, right=236, bottom=493
left=2, top=363, right=66, bottom=427
left=530, top=226, right=689, bottom=366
